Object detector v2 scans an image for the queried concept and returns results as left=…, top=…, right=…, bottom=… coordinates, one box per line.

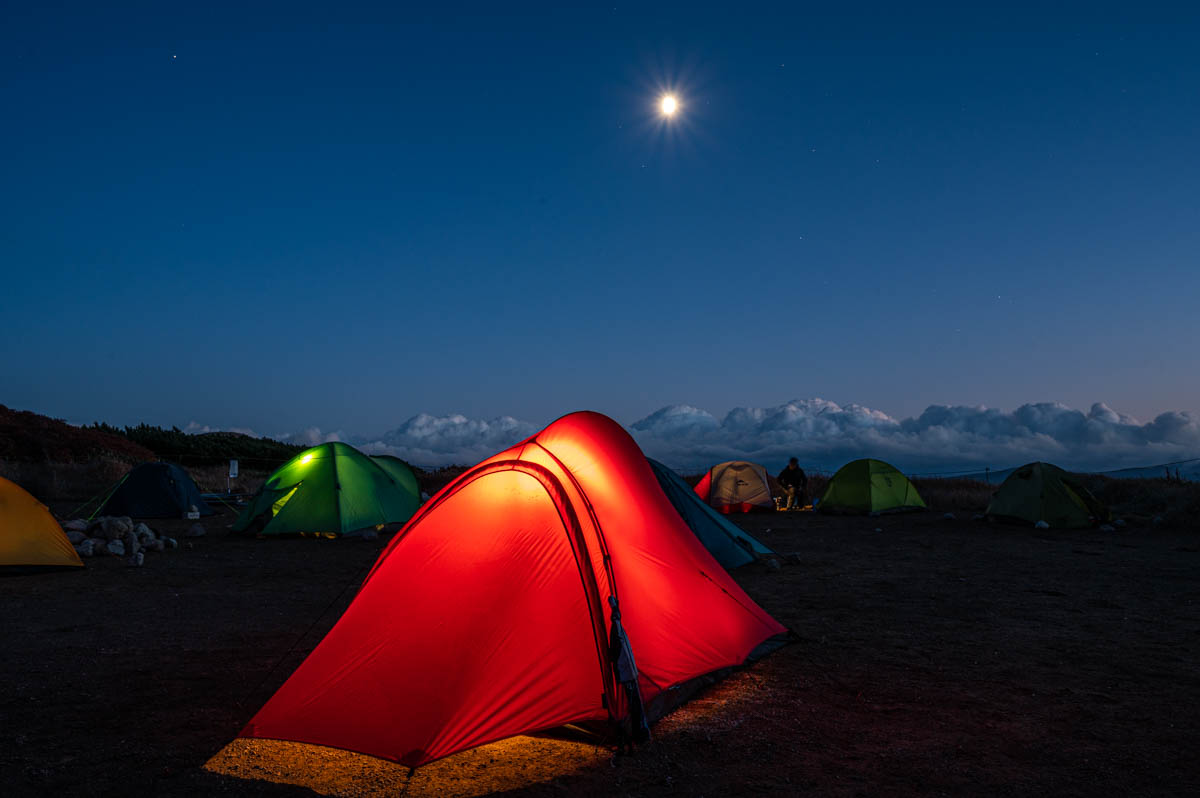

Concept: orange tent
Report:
left=0, top=476, right=83, bottom=569
left=240, top=411, right=786, bottom=766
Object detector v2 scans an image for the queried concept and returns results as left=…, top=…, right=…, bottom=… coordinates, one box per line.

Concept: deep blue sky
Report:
left=2, top=2, right=1197, bottom=436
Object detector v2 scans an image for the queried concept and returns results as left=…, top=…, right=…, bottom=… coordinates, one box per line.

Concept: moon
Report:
left=660, top=94, right=678, bottom=116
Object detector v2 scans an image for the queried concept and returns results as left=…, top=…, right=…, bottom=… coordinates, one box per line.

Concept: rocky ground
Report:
left=1, top=506, right=1198, bottom=796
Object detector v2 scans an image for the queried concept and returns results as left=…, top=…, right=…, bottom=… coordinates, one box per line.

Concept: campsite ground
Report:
left=2, top=506, right=1198, bottom=796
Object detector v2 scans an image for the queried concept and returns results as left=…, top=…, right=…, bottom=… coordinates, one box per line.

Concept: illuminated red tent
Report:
left=240, top=411, right=786, bottom=767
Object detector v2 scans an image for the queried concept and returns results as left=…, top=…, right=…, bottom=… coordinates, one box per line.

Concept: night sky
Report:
left=3, top=2, right=1198, bottom=441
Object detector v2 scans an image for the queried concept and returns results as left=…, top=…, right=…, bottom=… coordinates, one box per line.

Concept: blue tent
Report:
left=647, top=458, right=777, bottom=568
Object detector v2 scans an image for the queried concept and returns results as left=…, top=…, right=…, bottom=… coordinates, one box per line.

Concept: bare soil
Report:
left=2, top=507, right=1197, bottom=796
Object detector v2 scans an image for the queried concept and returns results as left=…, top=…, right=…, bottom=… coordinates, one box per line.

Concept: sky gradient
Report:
left=2, top=2, right=1198, bottom=443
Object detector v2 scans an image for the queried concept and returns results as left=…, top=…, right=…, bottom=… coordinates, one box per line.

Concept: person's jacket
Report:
left=778, top=465, right=807, bottom=489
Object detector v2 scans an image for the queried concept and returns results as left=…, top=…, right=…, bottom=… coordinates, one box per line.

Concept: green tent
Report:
left=647, top=459, right=776, bottom=568
left=819, top=458, right=926, bottom=514
left=369, top=455, right=422, bottom=504
left=232, top=443, right=421, bottom=537
left=985, top=461, right=1110, bottom=529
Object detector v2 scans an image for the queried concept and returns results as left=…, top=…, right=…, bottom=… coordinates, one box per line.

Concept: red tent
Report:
left=240, top=411, right=786, bottom=767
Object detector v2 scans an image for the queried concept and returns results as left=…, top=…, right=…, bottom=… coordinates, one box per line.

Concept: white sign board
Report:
left=229, top=459, right=239, bottom=479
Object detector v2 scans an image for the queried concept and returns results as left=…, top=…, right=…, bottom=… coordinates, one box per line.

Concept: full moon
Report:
left=660, top=94, right=678, bottom=116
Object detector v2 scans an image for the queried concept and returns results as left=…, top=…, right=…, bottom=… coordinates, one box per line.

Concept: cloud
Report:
left=274, top=426, right=343, bottom=447
left=633, top=399, right=1200, bottom=474
left=352, top=413, right=538, bottom=467
left=182, top=421, right=260, bottom=437
left=266, top=400, right=1200, bottom=475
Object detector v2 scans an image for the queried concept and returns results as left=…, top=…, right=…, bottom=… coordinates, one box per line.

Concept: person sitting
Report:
left=777, top=457, right=808, bottom=510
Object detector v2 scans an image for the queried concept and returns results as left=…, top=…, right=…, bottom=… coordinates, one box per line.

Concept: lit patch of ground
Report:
left=205, top=735, right=607, bottom=797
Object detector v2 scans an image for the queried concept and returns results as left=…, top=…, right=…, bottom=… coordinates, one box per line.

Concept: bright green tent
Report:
left=647, top=459, right=776, bottom=569
left=985, top=461, right=1110, bottom=529
left=819, top=458, right=925, bottom=514
left=232, top=443, right=421, bottom=537
left=369, top=455, right=422, bottom=504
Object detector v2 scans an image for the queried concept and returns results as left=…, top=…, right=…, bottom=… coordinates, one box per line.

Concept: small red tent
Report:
left=240, top=411, right=786, bottom=767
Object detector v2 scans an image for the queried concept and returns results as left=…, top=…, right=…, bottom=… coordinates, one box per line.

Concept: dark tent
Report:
left=986, top=461, right=1110, bottom=529
left=99, top=462, right=212, bottom=518
left=647, top=459, right=776, bottom=568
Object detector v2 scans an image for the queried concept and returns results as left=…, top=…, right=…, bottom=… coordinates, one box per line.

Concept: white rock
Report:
left=185, top=523, right=206, bottom=538
left=766, top=558, right=781, bottom=570
left=972, top=513, right=985, bottom=521
left=165, top=538, right=178, bottom=549
left=943, top=513, right=956, bottom=520
left=88, top=537, right=109, bottom=555
left=106, top=540, right=126, bottom=557
left=1035, top=520, right=1050, bottom=529
left=64, top=519, right=89, bottom=532
left=134, top=523, right=156, bottom=542
left=66, top=530, right=88, bottom=544
left=99, top=517, right=131, bottom=541
left=124, top=532, right=140, bottom=557
left=1114, top=519, right=1127, bottom=528
left=126, top=551, right=145, bottom=567
left=874, top=527, right=883, bottom=533
left=74, top=540, right=95, bottom=557
left=1099, top=524, right=1116, bottom=533
left=144, top=539, right=166, bottom=553
left=1152, top=516, right=1165, bottom=526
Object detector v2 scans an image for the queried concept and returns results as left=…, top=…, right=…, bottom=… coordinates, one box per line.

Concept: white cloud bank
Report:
left=352, top=413, right=538, bottom=468
left=630, top=399, right=1200, bottom=474
left=265, top=399, right=1200, bottom=474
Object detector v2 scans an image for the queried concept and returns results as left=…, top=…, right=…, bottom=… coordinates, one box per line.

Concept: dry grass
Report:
left=910, top=477, right=996, bottom=512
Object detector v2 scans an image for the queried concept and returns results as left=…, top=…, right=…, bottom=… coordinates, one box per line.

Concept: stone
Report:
left=144, top=539, right=166, bottom=553
left=126, top=551, right=145, bottom=567
left=106, top=540, right=126, bottom=557
left=134, top=523, right=156, bottom=542
left=1114, top=519, right=1127, bottom=528
left=74, top=540, right=95, bottom=557
left=99, top=517, right=132, bottom=541
left=64, top=519, right=89, bottom=532
left=88, top=537, right=109, bottom=555
left=766, top=558, right=781, bottom=570
left=943, top=513, right=956, bottom=520
left=362, top=529, right=379, bottom=541
left=66, top=530, right=87, bottom=545
left=1099, top=524, right=1116, bottom=533
left=164, top=538, right=178, bottom=550
left=185, top=524, right=206, bottom=538
left=972, top=513, right=985, bottom=521
left=1035, top=520, right=1050, bottom=529
left=123, top=532, right=140, bottom=558
left=874, top=527, right=883, bottom=533
left=1152, top=516, right=1164, bottom=526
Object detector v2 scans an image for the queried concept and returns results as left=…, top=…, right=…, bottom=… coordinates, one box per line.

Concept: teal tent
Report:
left=647, top=458, right=776, bottom=568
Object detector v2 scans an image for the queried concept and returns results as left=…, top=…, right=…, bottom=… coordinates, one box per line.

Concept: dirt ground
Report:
left=2, top=506, right=1198, bottom=796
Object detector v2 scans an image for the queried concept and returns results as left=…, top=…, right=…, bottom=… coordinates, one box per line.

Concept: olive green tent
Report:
left=232, top=443, right=420, bottom=537
left=819, top=458, right=925, bottom=514
left=985, top=461, right=1110, bottom=529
